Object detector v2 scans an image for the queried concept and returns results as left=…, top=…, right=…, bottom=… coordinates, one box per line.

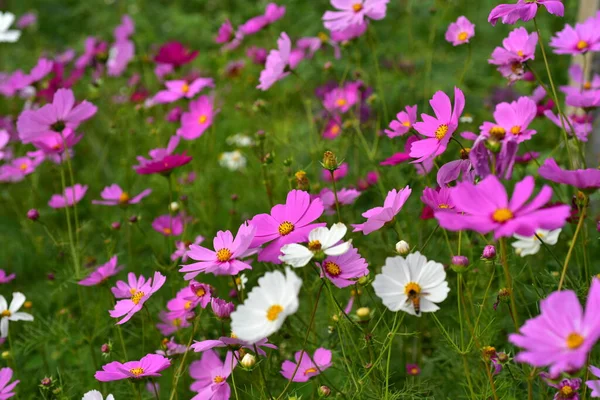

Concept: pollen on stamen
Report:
left=577, top=40, right=589, bottom=51
left=131, top=291, right=145, bottom=305
left=129, top=367, right=144, bottom=377
left=510, top=125, right=521, bottom=135
left=198, top=115, right=208, bottom=124
left=0, top=310, right=11, bottom=317
left=214, top=375, right=225, bottom=383
left=304, top=367, right=318, bottom=375
left=181, top=83, right=190, bottom=93
left=278, top=221, right=295, bottom=236
left=492, top=208, right=513, bottom=223
left=335, top=98, right=347, bottom=107
left=583, top=82, right=592, bottom=90
left=162, top=227, right=172, bottom=235
left=119, top=192, right=130, bottom=203
left=457, top=32, right=468, bottom=41
left=216, top=248, right=232, bottom=262
left=566, top=332, right=584, bottom=349
left=352, top=3, right=363, bottom=12
left=308, top=240, right=322, bottom=251
left=435, top=124, right=449, bottom=140
left=324, top=261, right=341, bottom=277
left=266, top=304, right=284, bottom=321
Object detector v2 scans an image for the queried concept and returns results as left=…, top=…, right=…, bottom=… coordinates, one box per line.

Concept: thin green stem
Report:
left=330, top=170, right=343, bottom=223
left=384, top=312, right=400, bottom=399
left=499, top=238, right=520, bottom=331
left=558, top=198, right=587, bottom=290
left=169, top=310, right=203, bottom=400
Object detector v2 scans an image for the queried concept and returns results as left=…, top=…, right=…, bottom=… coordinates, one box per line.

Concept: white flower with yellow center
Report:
left=82, top=390, right=115, bottom=400
left=0, top=292, right=34, bottom=337
left=0, top=12, right=20, bottom=43
left=230, top=268, right=302, bottom=344
left=511, top=228, right=561, bottom=257
left=279, top=223, right=352, bottom=267
left=372, top=251, right=449, bottom=316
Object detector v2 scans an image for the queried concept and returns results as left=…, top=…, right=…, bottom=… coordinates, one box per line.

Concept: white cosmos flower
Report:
left=0, top=292, right=34, bottom=337
left=230, top=268, right=302, bottom=344
left=511, top=228, right=561, bottom=257
left=279, top=223, right=352, bottom=267
left=82, top=390, right=115, bottom=400
left=0, top=12, right=21, bottom=43
left=235, top=273, right=248, bottom=290
left=372, top=251, right=449, bottom=316
left=219, top=150, right=247, bottom=171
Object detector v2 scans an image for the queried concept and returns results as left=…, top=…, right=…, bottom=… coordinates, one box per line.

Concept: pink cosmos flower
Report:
left=280, top=348, right=332, bottom=382
left=176, top=96, right=217, bottom=140
left=323, top=115, right=343, bottom=139
left=297, top=35, right=341, bottom=59
left=152, top=214, right=185, bottom=236
left=156, top=337, right=187, bottom=357
left=352, top=186, right=412, bottom=235
left=17, top=88, right=97, bottom=143
left=489, top=28, right=538, bottom=80
left=181, top=222, right=256, bottom=279
left=544, top=110, right=591, bottom=142
left=30, top=127, right=82, bottom=155
left=538, top=158, right=600, bottom=190
left=565, top=89, right=600, bottom=109
left=385, top=105, right=417, bottom=138
left=48, top=184, right=87, bottom=209
left=320, top=246, right=368, bottom=288
left=156, top=310, right=190, bottom=336
left=550, top=21, right=600, bottom=55
left=509, top=279, right=600, bottom=376
left=421, top=187, right=455, bottom=212
left=586, top=366, right=600, bottom=397
left=561, top=64, right=600, bottom=96
left=0, top=368, right=18, bottom=399
left=189, top=350, right=236, bottom=400
left=107, top=39, right=134, bottom=77
left=215, top=20, right=234, bottom=44
left=0, top=270, right=15, bottom=284
left=166, top=287, right=199, bottom=321
left=92, top=184, right=151, bottom=206
left=445, top=16, right=475, bottom=46
left=211, top=298, right=235, bottom=319
left=435, top=175, right=571, bottom=239
left=192, top=336, right=276, bottom=356
left=410, top=87, right=465, bottom=163
left=322, top=162, right=349, bottom=182
left=265, top=3, right=286, bottom=23
left=480, top=96, right=537, bottom=143
left=152, top=78, right=214, bottom=104
left=316, top=187, right=361, bottom=215
left=330, top=21, right=368, bottom=42
left=381, top=136, right=425, bottom=169
left=16, top=13, right=36, bottom=29
left=247, top=46, right=267, bottom=64
left=109, top=271, right=166, bottom=324
left=531, top=86, right=554, bottom=116
left=78, top=256, right=124, bottom=286
left=112, top=272, right=152, bottom=298
left=171, top=235, right=205, bottom=262
left=95, top=353, right=171, bottom=381
left=249, top=189, right=325, bottom=263
left=257, top=32, right=291, bottom=91
left=133, top=136, right=192, bottom=175
left=154, top=41, right=198, bottom=67
left=239, top=15, right=268, bottom=36
left=469, top=136, right=517, bottom=180
left=323, top=84, right=359, bottom=113
left=323, top=0, right=390, bottom=32
left=540, top=374, right=582, bottom=399
left=488, top=0, right=564, bottom=26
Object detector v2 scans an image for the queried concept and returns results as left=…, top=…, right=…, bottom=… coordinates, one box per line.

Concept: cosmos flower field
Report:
left=1, top=0, right=600, bottom=399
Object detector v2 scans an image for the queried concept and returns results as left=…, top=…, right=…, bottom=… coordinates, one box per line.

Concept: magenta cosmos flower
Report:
left=330, top=21, right=368, bottom=41
left=181, top=222, right=256, bottom=279
left=215, top=20, right=234, bottom=44
left=154, top=41, right=198, bottom=67
left=211, top=298, right=235, bottom=319
left=561, top=64, right=600, bottom=96
left=509, top=279, right=600, bottom=376
left=352, top=186, right=412, bottom=235
left=386, top=105, right=417, bottom=138
left=78, top=256, right=124, bottom=286
left=489, top=27, right=538, bottom=79
left=480, top=96, right=537, bottom=143
left=48, top=184, right=87, bottom=208
left=381, top=136, right=435, bottom=175
left=176, top=95, right=217, bottom=140
left=133, top=136, right=192, bottom=175
left=280, top=348, right=332, bottom=382
left=538, top=158, right=600, bottom=191
left=488, top=0, right=564, bottom=26
left=544, top=110, right=591, bottom=142
left=322, top=115, right=343, bottom=139
left=109, top=271, right=166, bottom=324
left=0, top=270, right=15, bottom=284
left=323, top=0, right=390, bottom=32
left=323, top=83, right=360, bottom=114
left=435, top=175, right=571, bottom=239
left=586, top=366, right=600, bottom=397
left=95, top=353, right=171, bottom=381
left=421, top=186, right=456, bottom=212
left=322, top=162, right=348, bottom=182
left=17, top=88, right=97, bottom=143
left=445, top=16, right=475, bottom=46
left=249, top=189, right=325, bottom=263
left=189, top=350, right=236, bottom=400
left=320, top=246, right=368, bottom=288
left=191, top=336, right=276, bottom=356
left=156, top=310, right=190, bottom=336
left=257, top=32, right=291, bottom=91
left=152, top=78, right=214, bottom=104
left=152, top=214, right=185, bottom=236
left=550, top=20, right=600, bottom=55
left=0, top=368, right=18, bottom=399
left=92, top=184, right=151, bottom=206
left=410, top=87, right=465, bottom=163
left=171, top=235, right=204, bottom=262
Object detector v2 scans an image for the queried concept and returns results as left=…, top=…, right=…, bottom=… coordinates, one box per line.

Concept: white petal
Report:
left=9, top=312, right=33, bottom=321
left=82, top=390, right=104, bottom=400
left=0, top=318, right=8, bottom=338
left=0, top=296, right=7, bottom=312
left=372, top=273, right=406, bottom=312
left=279, top=244, right=313, bottom=267
left=308, top=227, right=329, bottom=243
left=320, top=223, right=347, bottom=249
left=324, top=240, right=351, bottom=256
left=9, top=292, right=25, bottom=313
left=0, top=31, right=20, bottom=43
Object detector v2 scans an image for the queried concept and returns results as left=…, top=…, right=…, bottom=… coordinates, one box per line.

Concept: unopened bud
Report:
left=1, top=351, right=10, bottom=359
left=357, top=275, right=369, bottom=285
left=24, top=301, right=32, bottom=309
left=111, top=221, right=121, bottom=230
left=356, top=307, right=370, bottom=320
left=451, top=256, right=469, bottom=273
left=27, top=209, right=39, bottom=221
left=460, top=147, right=471, bottom=160
left=498, top=288, right=510, bottom=302
left=497, top=352, right=509, bottom=363
left=395, top=240, right=410, bottom=255
left=482, top=245, right=496, bottom=260
left=484, top=138, right=502, bottom=153
left=101, top=343, right=111, bottom=354
left=318, top=385, right=331, bottom=397
left=295, top=170, right=310, bottom=191
left=40, top=377, right=52, bottom=387
left=321, top=151, right=339, bottom=171
left=169, top=202, right=180, bottom=212
left=240, top=353, right=256, bottom=368
left=482, top=346, right=497, bottom=360
left=128, top=215, right=139, bottom=223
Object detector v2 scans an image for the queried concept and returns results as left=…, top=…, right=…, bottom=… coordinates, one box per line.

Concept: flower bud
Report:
left=482, top=346, right=497, bottom=360
left=395, top=240, right=410, bottom=255
left=318, top=385, right=331, bottom=397
left=450, top=255, right=469, bottom=273
left=497, top=352, right=509, bottom=363
left=101, top=343, right=111, bottom=354
left=498, top=288, right=511, bottom=302
left=27, top=209, right=39, bottom=221
left=1, top=351, right=10, bottom=359
left=482, top=245, right=496, bottom=260
left=128, top=215, right=139, bottom=223
left=240, top=353, right=256, bottom=368
left=169, top=202, right=180, bottom=212
left=40, top=377, right=52, bottom=387
left=357, top=275, right=369, bottom=285
left=356, top=307, right=370, bottom=320
left=321, top=151, right=339, bottom=171
left=295, top=170, right=310, bottom=191
left=459, top=147, right=470, bottom=160
left=111, top=221, right=121, bottom=230
left=24, top=301, right=32, bottom=309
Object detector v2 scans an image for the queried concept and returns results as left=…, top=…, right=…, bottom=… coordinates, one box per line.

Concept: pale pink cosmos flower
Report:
left=323, top=0, right=390, bottom=32
left=385, top=105, right=417, bottom=138
left=435, top=175, right=571, bottom=239
left=489, top=28, right=538, bottom=81
left=0, top=368, right=18, bottom=399
left=152, top=214, right=185, bottom=236
left=176, top=95, right=217, bottom=140
left=550, top=20, right=600, bottom=55
left=445, top=16, right=475, bottom=46
left=107, top=16, right=135, bottom=77
left=181, top=222, right=256, bottom=279
left=322, top=162, right=349, bottom=182
left=156, top=310, right=190, bottom=336
left=410, top=87, right=465, bottom=163
left=320, top=246, right=368, bottom=288
left=79, top=256, right=124, bottom=286
left=538, top=158, right=600, bottom=190
left=544, top=110, right=591, bottom=142
left=189, top=351, right=236, bottom=400
left=16, top=13, right=36, bottom=29
left=297, top=35, right=341, bottom=59
left=30, top=127, right=82, bottom=155
left=92, top=184, right=151, bottom=206
left=109, top=271, right=166, bottom=324
left=323, top=84, right=359, bottom=113
left=280, top=348, right=332, bottom=382
left=192, top=336, right=276, bottom=356
left=152, top=78, right=214, bottom=104
left=479, top=96, right=537, bottom=143
left=560, top=64, right=600, bottom=97
left=166, top=287, right=198, bottom=321
left=17, top=88, right=97, bottom=143
left=95, top=354, right=171, bottom=381
left=352, top=186, right=412, bottom=235
left=171, top=235, right=205, bottom=262
left=249, top=189, right=325, bottom=263
left=316, top=187, right=361, bottom=215
left=48, top=184, right=87, bottom=208
left=322, top=115, right=343, bottom=139
left=488, top=0, right=564, bottom=26
left=330, top=21, right=368, bottom=42
left=156, top=337, right=187, bottom=357
left=210, top=298, right=235, bottom=319
left=257, top=32, right=291, bottom=91
left=0, top=270, right=15, bottom=284
left=112, top=272, right=151, bottom=298
left=586, top=366, right=600, bottom=397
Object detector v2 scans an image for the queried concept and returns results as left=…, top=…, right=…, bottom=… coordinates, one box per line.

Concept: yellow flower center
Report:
left=435, top=124, right=449, bottom=140
left=517, top=50, right=524, bottom=57
left=230, top=332, right=238, bottom=339
left=198, top=115, right=208, bottom=124
left=214, top=375, right=225, bottom=383
left=330, top=124, right=340, bottom=135
left=308, top=240, right=322, bottom=251
left=510, top=125, right=521, bottom=135
left=318, top=32, right=329, bottom=43
left=196, top=288, right=206, bottom=297
left=119, top=192, right=130, bottom=203
left=172, top=318, right=182, bottom=327
left=410, top=367, right=419, bottom=375
left=352, top=3, right=363, bottom=12
left=278, top=221, right=295, bottom=236
left=324, top=261, right=341, bottom=277
left=336, top=98, right=347, bottom=107
left=0, top=310, right=11, bottom=318
left=402, top=120, right=411, bottom=127
left=216, top=248, right=232, bottom=262
left=404, top=282, right=421, bottom=296
left=560, top=386, right=573, bottom=396
left=162, top=227, right=172, bottom=235
left=131, top=291, right=145, bottom=305
left=492, top=208, right=513, bottom=223
left=129, top=288, right=137, bottom=295
left=181, top=83, right=189, bottom=93
left=566, top=332, right=584, bottom=349
left=458, top=32, right=468, bottom=41
left=489, top=126, right=506, bottom=140
left=304, top=367, right=318, bottom=375
left=266, top=304, right=284, bottom=321
left=19, top=163, right=28, bottom=171
left=583, top=82, right=592, bottom=90
left=130, top=367, right=144, bottom=376
left=577, top=40, right=588, bottom=51
left=184, top=301, right=192, bottom=310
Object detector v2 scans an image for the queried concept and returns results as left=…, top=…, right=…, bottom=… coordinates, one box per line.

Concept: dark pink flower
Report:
left=95, top=354, right=171, bottom=381
left=92, top=184, right=151, bottom=206
left=210, top=298, right=235, bottom=319
left=488, top=0, right=564, bottom=26
left=323, top=84, right=359, bottom=113
left=322, top=115, right=343, bottom=139
left=133, top=136, right=192, bottom=175
left=48, top=184, right=87, bottom=208
left=154, top=41, right=198, bottom=67
left=215, top=20, right=234, bottom=44
left=247, top=46, right=267, bottom=64
left=79, top=256, right=124, bottom=286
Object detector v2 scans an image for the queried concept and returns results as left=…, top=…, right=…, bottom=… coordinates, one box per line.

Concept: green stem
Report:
left=330, top=170, right=343, bottom=223
left=384, top=312, right=401, bottom=399
left=168, top=310, right=203, bottom=400
left=499, top=238, right=520, bottom=331
left=558, top=198, right=587, bottom=290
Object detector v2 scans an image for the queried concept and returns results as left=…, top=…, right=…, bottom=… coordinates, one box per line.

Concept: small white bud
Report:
left=240, top=353, right=256, bottom=368
left=169, top=202, right=180, bottom=212
left=395, top=240, right=410, bottom=255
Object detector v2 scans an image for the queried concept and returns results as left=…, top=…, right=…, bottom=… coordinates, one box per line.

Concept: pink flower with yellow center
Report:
left=176, top=95, right=217, bottom=140
left=109, top=271, right=166, bottom=324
